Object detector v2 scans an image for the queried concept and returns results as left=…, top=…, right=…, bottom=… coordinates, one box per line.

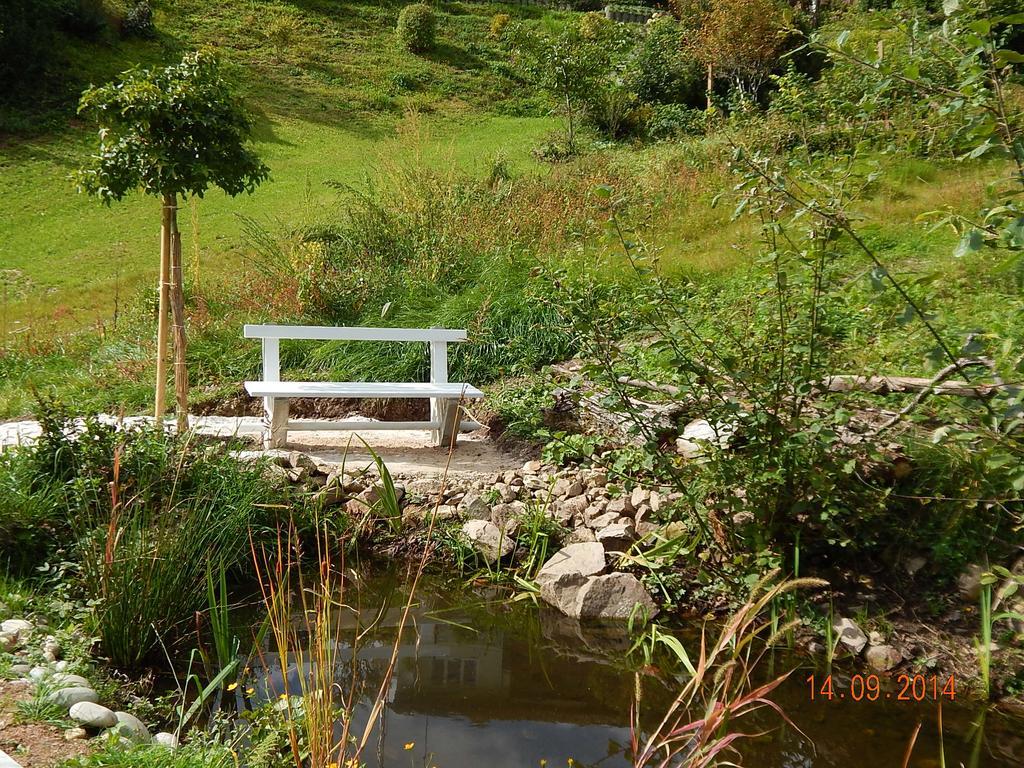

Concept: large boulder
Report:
left=461, top=520, right=514, bottom=563
left=536, top=543, right=607, bottom=617
left=1, top=618, right=33, bottom=640
left=675, top=418, right=735, bottom=459
left=70, top=701, right=118, bottom=730
left=108, top=711, right=151, bottom=743
left=575, top=573, right=658, bottom=620
left=44, top=687, right=98, bottom=709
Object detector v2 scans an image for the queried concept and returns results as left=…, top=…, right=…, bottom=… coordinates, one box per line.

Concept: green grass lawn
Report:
left=0, top=0, right=561, bottom=331
left=0, top=112, right=555, bottom=330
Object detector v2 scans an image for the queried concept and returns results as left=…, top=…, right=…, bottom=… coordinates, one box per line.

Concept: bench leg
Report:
left=433, top=398, right=460, bottom=449
left=264, top=397, right=289, bottom=449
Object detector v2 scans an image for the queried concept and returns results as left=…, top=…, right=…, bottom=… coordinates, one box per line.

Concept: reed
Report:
left=631, top=574, right=825, bottom=768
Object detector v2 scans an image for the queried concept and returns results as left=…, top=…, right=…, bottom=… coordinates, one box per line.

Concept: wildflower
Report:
left=279, top=693, right=289, bottom=700
left=404, top=742, right=415, bottom=750
left=540, top=761, right=548, bottom=767
left=226, top=682, right=238, bottom=691
left=246, top=687, right=255, bottom=695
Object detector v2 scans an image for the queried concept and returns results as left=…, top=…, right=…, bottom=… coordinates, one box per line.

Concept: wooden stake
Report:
left=169, top=197, right=190, bottom=433
left=155, top=196, right=172, bottom=420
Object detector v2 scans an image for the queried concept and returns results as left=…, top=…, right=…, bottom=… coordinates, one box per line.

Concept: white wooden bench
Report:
left=243, top=325, right=483, bottom=449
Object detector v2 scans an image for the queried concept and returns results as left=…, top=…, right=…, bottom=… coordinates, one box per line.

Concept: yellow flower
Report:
left=279, top=693, right=289, bottom=700
left=226, top=682, right=238, bottom=691
left=404, top=742, right=415, bottom=751
left=540, top=761, right=547, bottom=767
left=246, top=687, right=255, bottom=695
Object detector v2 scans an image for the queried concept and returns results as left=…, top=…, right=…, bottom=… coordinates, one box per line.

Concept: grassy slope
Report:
left=0, top=0, right=558, bottom=330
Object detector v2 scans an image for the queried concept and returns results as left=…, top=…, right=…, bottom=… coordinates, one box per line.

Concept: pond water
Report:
left=238, top=571, right=1024, bottom=768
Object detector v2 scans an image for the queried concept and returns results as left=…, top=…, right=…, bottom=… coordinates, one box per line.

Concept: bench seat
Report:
left=244, top=381, right=484, bottom=400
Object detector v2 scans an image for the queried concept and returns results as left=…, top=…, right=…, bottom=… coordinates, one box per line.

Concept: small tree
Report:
left=513, top=23, right=611, bottom=153
left=75, top=51, right=269, bottom=430
left=696, top=0, right=792, bottom=105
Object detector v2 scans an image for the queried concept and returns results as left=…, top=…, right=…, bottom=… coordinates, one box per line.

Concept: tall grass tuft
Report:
left=11, top=407, right=285, bottom=668
left=631, top=574, right=825, bottom=768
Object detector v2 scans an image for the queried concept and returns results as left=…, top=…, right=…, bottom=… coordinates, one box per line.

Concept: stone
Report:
left=595, top=522, right=636, bottom=549
left=536, top=543, right=606, bottom=585
left=460, top=493, right=491, bottom=520
left=605, top=497, right=634, bottom=516
left=635, top=521, right=660, bottom=538
left=1, top=619, right=32, bottom=639
left=552, top=478, right=582, bottom=498
left=649, top=491, right=663, bottom=513
left=261, top=463, right=290, bottom=486
left=154, top=732, right=179, bottom=749
left=565, top=527, right=597, bottom=545
left=44, top=687, right=98, bottom=709
left=864, top=644, right=902, bottom=672
left=28, top=666, right=50, bottom=681
left=630, top=487, right=650, bottom=509
left=833, top=618, right=868, bottom=655
left=522, top=460, right=542, bottom=473
left=586, top=511, right=620, bottom=530
left=10, top=663, right=31, bottom=676
left=958, top=564, right=984, bottom=602
left=676, top=418, right=735, bottom=459
left=64, top=727, right=89, bottom=741
left=552, top=495, right=588, bottom=525
left=288, top=451, right=317, bottom=471
left=903, top=556, right=927, bottom=576
left=51, top=673, right=91, bottom=689
left=523, top=474, right=546, bottom=491
left=461, top=520, right=514, bottom=564
left=0, top=632, right=16, bottom=653
left=285, top=466, right=309, bottom=483
left=70, top=701, right=118, bottom=729
left=575, top=574, right=659, bottom=621
left=538, top=571, right=588, bottom=617
left=109, top=711, right=151, bottom=743
left=585, top=471, right=608, bottom=488
left=42, top=638, right=61, bottom=662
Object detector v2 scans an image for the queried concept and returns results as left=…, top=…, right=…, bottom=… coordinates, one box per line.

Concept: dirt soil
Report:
left=0, top=682, right=90, bottom=768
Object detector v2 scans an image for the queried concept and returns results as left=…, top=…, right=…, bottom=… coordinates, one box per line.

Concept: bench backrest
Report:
left=244, top=324, right=468, bottom=384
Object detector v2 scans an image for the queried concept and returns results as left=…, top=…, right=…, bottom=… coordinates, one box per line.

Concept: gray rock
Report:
left=595, top=522, right=636, bottom=549
left=539, top=571, right=589, bottom=618
left=630, top=487, right=650, bottom=509
left=1, top=619, right=33, bottom=639
left=288, top=451, right=317, bottom=471
left=675, top=418, right=735, bottom=459
left=522, top=460, right=542, bottom=474
left=565, top=527, right=597, bottom=545
left=536, top=543, right=606, bottom=585
left=44, top=686, right=98, bottom=709
left=552, top=495, right=588, bottom=525
left=864, top=644, right=902, bottom=672
left=958, top=564, right=984, bottom=602
left=64, top=727, right=89, bottom=741
left=575, top=573, right=659, bottom=621
left=833, top=618, right=868, bottom=655
left=10, top=663, right=31, bottom=676
left=461, top=520, right=514, bottom=564
left=109, top=711, right=151, bottom=743
left=587, top=511, right=620, bottom=530
left=42, top=637, right=61, bottom=662
left=0, top=632, right=16, bottom=653
left=29, top=666, right=50, bottom=681
left=51, top=673, right=90, bottom=689
left=70, top=701, right=118, bottom=729
left=605, top=497, right=634, bottom=516
left=154, top=732, right=179, bottom=749
left=460, top=493, right=491, bottom=520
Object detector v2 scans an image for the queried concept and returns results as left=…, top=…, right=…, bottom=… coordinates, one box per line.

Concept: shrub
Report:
left=121, top=0, right=154, bottom=38
left=396, top=3, right=436, bottom=54
left=579, top=11, right=611, bottom=40
left=488, top=12, right=510, bottom=41
left=626, top=15, right=704, bottom=107
left=646, top=103, right=705, bottom=139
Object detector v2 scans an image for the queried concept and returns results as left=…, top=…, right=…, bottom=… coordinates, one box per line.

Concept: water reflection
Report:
left=246, top=573, right=1023, bottom=768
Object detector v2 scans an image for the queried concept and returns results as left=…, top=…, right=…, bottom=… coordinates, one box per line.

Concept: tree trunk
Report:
left=706, top=63, right=714, bottom=112
left=155, top=196, right=172, bottom=420
left=168, top=197, right=190, bottom=433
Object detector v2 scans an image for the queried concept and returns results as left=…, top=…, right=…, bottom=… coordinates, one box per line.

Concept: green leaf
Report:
left=995, top=49, right=1024, bottom=66
left=836, top=30, right=850, bottom=47
left=995, top=13, right=1024, bottom=24
left=954, top=228, right=984, bottom=257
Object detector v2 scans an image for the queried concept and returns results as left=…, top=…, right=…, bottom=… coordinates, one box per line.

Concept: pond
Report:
left=235, top=571, right=1024, bottom=768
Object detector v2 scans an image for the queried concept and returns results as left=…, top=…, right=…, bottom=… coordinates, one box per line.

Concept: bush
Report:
left=488, top=12, right=510, bottom=41
left=626, top=15, right=704, bottom=107
left=396, top=3, right=436, bottom=53
left=579, top=12, right=611, bottom=40
left=121, top=0, right=154, bottom=38
left=646, top=103, right=705, bottom=139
